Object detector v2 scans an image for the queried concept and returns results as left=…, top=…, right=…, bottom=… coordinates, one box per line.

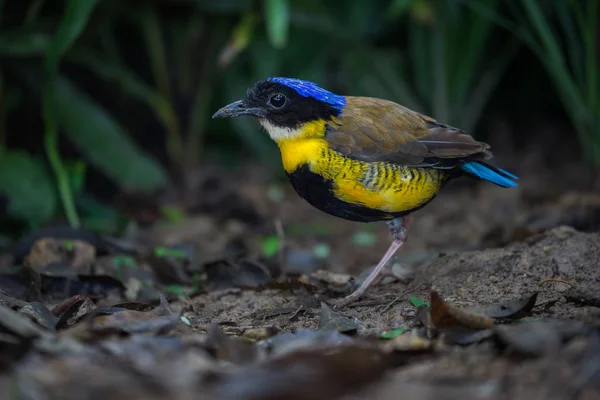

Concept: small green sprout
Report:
left=163, top=285, right=186, bottom=296
left=261, top=235, right=280, bottom=258
left=379, top=328, right=405, bottom=339
left=409, top=296, right=430, bottom=308
left=154, top=247, right=187, bottom=259
left=63, top=240, right=74, bottom=252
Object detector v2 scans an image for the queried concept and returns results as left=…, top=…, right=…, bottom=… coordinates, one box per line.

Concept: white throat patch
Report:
left=259, top=119, right=302, bottom=141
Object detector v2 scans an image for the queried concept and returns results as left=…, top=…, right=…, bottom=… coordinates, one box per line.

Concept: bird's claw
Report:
left=329, top=290, right=364, bottom=309
left=330, top=263, right=413, bottom=309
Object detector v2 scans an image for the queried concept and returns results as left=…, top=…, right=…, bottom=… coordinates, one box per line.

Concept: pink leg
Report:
left=373, top=264, right=411, bottom=284
left=333, top=215, right=412, bottom=308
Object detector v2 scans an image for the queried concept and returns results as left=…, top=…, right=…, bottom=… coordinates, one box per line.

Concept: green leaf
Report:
left=113, top=256, right=137, bottom=280
left=45, top=0, right=99, bottom=65
left=0, top=32, right=50, bottom=56
left=63, top=240, right=73, bottom=252
left=160, top=205, right=186, bottom=224
left=64, top=159, right=86, bottom=194
left=0, top=150, right=57, bottom=226
left=54, top=77, right=169, bottom=192
left=153, top=247, right=187, bottom=259
left=261, top=235, right=280, bottom=258
left=380, top=328, right=405, bottom=339
left=521, top=0, right=584, bottom=118
left=264, top=0, right=289, bottom=48
left=113, top=255, right=138, bottom=269
left=43, top=0, right=100, bottom=229
left=409, top=296, right=430, bottom=308
left=163, top=285, right=186, bottom=296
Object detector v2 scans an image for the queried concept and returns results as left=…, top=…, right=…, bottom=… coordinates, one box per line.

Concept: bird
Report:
left=212, top=77, right=518, bottom=307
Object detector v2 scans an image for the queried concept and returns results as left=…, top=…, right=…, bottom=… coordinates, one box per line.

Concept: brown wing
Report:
left=325, top=97, right=491, bottom=167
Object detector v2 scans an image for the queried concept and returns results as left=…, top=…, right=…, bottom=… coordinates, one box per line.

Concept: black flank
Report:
left=286, top=164, right=433, bottom=223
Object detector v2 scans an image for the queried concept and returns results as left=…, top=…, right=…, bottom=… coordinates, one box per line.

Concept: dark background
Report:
left=0, top=0, right=597, bottom=241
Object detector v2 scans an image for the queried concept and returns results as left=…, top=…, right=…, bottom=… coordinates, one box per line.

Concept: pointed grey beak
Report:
left=212, top=100, right=265, bottom=118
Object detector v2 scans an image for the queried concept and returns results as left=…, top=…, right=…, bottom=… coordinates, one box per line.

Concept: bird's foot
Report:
left=331, top=238, right=406, bottom=308
left=332, top=216, right=413, bottom=309
left=330, top=266, right=412, bottom=308
left=329, top=290, right=365, bottom=309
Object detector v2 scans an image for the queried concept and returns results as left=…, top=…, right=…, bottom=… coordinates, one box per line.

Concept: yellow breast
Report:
left=277, top=137, right=445, bottom=214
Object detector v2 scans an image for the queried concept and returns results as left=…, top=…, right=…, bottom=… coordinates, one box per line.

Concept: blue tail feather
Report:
left=460, top=161, right=518, bottom=188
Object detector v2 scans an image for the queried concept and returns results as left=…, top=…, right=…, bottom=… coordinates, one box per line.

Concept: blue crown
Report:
left=267, top=77, right=346, bottom=110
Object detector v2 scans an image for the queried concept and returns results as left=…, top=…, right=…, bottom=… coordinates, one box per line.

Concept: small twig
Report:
left=380, top=284, right=424, bottom=313
left=538, top=278, right=574, bottom=287
left=346, top=299, right=391, bottom=308
left=532, top=298, right=560, bottom=310
left=288, top=305, right=304, bottom=321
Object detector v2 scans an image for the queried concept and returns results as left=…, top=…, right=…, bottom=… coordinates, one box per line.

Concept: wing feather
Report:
left=325, top=97, right=491, bottom=167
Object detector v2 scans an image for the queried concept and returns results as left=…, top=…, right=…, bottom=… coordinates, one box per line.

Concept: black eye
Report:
left=269, top=93, right=286, bottom=108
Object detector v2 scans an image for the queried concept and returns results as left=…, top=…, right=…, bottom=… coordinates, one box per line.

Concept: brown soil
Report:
left=182, top=226, right=600, bottom=336
left=2, top=161, right=600, bottom=400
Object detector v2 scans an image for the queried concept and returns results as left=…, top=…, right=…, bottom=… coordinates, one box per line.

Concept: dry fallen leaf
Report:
left=204, top=324, right=258, bottom=365
left=429, top=289, right=495, bottom=330
left=25, top=238, right=96, bottom=270
left=260, top=329, right=354, bottom=358
left=212, top=344, right=391, bottom=400
left=241, top=327, right=281, bottom=342
left=60, top=308, right=181, bottom=342
left=319, top=302, right=360, bottom=334
left=205, top=259, right=271, bottom=290
left=18, top=302, right=58, bottom=331
left=310, top=270, right=352, bottom=286
left=55, top=297, right=96, bottom=330
left=381, top=334, right=433, bottom=353
left=468, top=292, right=538, bottom=319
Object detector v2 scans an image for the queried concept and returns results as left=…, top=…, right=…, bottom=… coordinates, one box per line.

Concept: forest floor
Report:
left=1, top=157, right=599, bottom=400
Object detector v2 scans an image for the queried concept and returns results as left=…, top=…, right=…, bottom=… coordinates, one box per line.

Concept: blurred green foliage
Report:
left=0, top=149, right=56, bottom=226
left=469, top=0, right=600, bottom=164
left=43, top=0, right=101, bottom=229
left=0, top=0, right=597, bottom=233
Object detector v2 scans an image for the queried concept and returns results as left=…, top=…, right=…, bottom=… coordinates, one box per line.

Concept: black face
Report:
left=213, top=80, right=342, bottom=129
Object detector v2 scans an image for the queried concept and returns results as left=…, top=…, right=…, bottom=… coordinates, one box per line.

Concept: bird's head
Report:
left=212, top=77, right=346, bottom=142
